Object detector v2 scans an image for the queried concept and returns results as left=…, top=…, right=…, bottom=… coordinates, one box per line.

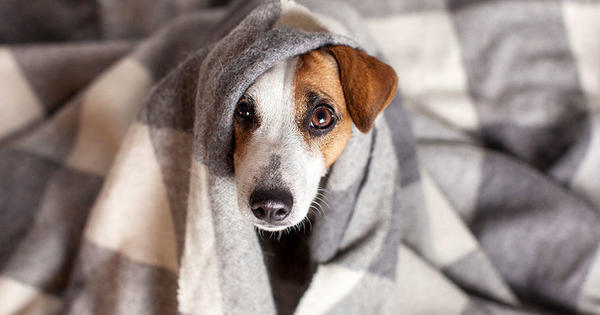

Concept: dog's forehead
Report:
left=246, top=57, right=299, bottom=124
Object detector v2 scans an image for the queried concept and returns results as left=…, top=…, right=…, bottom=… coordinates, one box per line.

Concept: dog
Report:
left=233, top=45, right=397, bottom=231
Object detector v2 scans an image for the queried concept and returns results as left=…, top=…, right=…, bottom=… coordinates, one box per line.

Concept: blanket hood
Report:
left=165, top=0, right=364, bottom=175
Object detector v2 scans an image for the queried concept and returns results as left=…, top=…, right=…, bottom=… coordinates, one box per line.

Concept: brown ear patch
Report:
left=327, top=46, right=398, bottom=133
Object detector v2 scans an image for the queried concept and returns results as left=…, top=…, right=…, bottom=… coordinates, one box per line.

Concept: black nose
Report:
left=249, top=189, right=293, bottom=223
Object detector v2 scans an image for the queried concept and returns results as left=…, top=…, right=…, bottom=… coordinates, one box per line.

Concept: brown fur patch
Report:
left=294, top=50, right=352, bottom=169
left=233, top=123, right=248, bottom=167
left=233, top=103, right=260, bottom=170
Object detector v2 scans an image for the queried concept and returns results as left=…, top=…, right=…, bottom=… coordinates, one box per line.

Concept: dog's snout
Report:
left=249, top=189, right=293, bottom=223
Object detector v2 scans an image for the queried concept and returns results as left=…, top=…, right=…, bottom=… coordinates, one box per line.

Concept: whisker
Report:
left=314, top=196, right=329, bottom=208
left=317, top=193, right=329, bottom=201
left=255, top=227, right=263, bottom=239
left=309, top=205, right=323, bottom=217
left=316, top=201, right=327, bottom=213
left=315, top=189, right=330, bottom=206
left=317, top=188, right=329, bottom=197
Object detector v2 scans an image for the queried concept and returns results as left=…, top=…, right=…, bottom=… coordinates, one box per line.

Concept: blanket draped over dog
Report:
left=1, top=0, right=600, bottom=314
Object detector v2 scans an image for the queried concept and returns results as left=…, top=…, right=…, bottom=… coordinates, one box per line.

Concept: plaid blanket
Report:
left=1, top=0, right=599, bottom=314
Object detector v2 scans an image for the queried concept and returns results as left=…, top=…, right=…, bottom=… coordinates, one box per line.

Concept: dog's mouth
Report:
left=253, top=221, right=293, bottom=232
left=248, top=212, right=303, bottom=232
left=250, top=211, right=310, bottom=232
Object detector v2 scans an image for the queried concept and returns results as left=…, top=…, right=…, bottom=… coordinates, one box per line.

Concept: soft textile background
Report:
left=0, top=0, right=599, bottom=314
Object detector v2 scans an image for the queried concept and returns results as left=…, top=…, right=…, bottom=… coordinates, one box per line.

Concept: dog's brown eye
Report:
left=310, top=105, right=335, bottom=129
left=235, top=97, right=254, bottom=121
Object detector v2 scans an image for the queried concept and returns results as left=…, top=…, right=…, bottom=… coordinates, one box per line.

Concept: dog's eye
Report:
left=310, top=105, right=335, bottom=129
left=235, top=97, right=254, bottom=121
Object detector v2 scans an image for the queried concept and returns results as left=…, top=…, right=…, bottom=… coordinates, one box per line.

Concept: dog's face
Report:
left=233, top=46, right=397, bottom=231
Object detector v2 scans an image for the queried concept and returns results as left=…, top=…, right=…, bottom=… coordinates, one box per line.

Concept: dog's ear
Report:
left=327, top=46, right=398, bottom=133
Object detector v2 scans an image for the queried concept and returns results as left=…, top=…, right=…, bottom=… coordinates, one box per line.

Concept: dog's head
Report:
left=233, top=46, right=397, bottom=231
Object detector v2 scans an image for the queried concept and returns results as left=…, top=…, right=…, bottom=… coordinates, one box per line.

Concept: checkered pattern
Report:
left=1, top=0, right=599, bottom=314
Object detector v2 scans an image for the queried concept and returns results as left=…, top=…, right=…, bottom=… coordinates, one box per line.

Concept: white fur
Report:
left=234, top=57, right=325, bottom=231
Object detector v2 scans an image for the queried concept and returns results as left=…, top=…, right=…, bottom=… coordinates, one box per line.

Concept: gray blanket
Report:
left=1, top=0, right=599, bottom=314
